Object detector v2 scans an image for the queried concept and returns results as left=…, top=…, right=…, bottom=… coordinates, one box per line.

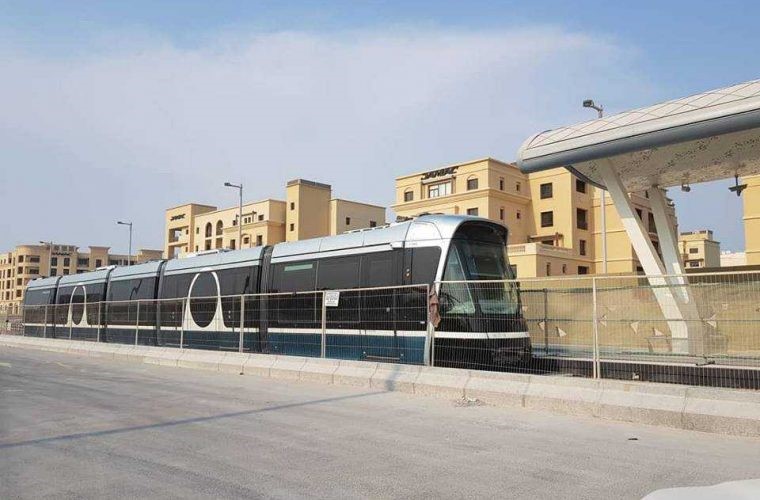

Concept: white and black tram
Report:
left=23, top=215, right=530, bottom=367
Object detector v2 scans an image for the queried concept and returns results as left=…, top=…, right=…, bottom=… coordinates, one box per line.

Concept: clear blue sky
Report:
left=1, top=0, right=758, bottom=251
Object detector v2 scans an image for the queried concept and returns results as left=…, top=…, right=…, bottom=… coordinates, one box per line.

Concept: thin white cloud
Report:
left=0, top=26, right=652, bottom=250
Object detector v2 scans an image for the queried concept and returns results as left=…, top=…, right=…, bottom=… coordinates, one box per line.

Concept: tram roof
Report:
left=163, top=246, right=264, bottom=274
left=110, top=260, right=165, bottom=282
left=271, top=215, right=501, bottom=259
left=57, top=267, right=113, bottom=286
left=26, top=275, right=61, bottom=290
left=517, top=79, right=760, bottom=190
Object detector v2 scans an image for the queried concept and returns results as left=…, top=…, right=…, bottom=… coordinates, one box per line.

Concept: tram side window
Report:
left=24, top=289, right=52, bottom=306
left=160, top=274, right=194, bottom=299
left=71, top=286, right=85, bottom=324
left=86, top=283, right=107, bottom=324
left=408, top=247, right=441, bottom=285
left=109, top=278, right=156, bottom=301
left=317, top=256, right=360, bottom=290
left=360, top=251, right=398, bottom=288
left=55, top=286, right=74, bottom=324
left=219, top=266, right=259, bottom=327
left=270, top=262, right=318, bottom=326
left=270, top=261, right=316, bottom=292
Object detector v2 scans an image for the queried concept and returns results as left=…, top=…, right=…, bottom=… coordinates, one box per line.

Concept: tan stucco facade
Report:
left=678, top=230, right=721, bottom=269
left=743, top=175, right=760, bottom=265
left=165, top=179, right=385, bottom=257
left=0, top=245, right=162, bottom=313
left=393, top=158, right=677, bottom=278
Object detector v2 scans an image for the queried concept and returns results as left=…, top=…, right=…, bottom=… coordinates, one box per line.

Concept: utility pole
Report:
left=117, top=221, right=133, bottom=265
left=224, top=182, right=243, bottom=249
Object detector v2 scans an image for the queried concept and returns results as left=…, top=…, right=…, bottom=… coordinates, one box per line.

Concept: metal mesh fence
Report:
left=6, top=275, right=760, bottom=389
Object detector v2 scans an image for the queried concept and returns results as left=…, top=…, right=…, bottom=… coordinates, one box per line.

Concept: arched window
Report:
left=216, top=220, right=223, bottom=235
left=205, top=222, right=212, bottom=238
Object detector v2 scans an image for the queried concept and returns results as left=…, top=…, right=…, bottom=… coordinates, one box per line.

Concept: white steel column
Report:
left=648, top=187, right=705, bottom=353
left=596, top=161, right=694, bottom=354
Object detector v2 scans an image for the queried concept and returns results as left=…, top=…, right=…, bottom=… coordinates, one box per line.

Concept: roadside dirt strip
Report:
left=2, top=335, right=759, bottom=437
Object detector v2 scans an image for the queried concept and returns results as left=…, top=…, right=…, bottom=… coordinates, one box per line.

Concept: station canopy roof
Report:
left=517, top=79, right=760, bottom=191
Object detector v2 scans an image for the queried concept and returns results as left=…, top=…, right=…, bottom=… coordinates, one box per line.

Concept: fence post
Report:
left=542, top=288, right=549, bottom=355
left=592, top=277, right=600, bottom=379
left=135, top=300, right=140, bottom=346
left=179, top=299, right=185, bottom=349
left=320, top=291, right=327, bottom=358
left=96, top=302, right=101, bottom=343
left=424, top=284, right=434, bottom=367
left=43, top=306, right=48, bottom=338
left=239, top=295, right=245, bottom=353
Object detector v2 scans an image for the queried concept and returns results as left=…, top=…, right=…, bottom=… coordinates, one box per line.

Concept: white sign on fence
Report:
left=324, top=291, right=340, bottom=307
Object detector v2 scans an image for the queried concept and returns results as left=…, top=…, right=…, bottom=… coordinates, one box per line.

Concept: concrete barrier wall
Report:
left=2, top=335, right=759, bottom=437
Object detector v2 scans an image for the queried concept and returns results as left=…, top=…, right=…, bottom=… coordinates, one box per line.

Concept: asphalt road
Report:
left=1, top=347, right=759, bottom=499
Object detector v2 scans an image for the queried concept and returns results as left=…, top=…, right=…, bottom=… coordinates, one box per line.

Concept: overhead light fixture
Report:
left=729, top=174, right=747, bottom=197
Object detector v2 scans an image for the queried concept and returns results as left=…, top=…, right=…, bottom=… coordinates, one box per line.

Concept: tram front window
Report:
left=442, top=238, right=519, bottom=315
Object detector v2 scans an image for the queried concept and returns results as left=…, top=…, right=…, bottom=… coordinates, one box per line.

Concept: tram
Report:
left=23, top=215, right=530, bottom=367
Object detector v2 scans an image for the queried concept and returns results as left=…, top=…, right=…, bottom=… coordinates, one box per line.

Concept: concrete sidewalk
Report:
left=2, top=334, right=760, bottom=437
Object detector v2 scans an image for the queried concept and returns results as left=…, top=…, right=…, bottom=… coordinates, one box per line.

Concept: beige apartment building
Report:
left=0, top=244, right=162, bottom=313
left=393, top=158, right=676, bottom=278
left=678, top=230, right=721, bottom=269
left=165, top=179, right=386, bottom=258
left=743, top=175, right=760, bottom=266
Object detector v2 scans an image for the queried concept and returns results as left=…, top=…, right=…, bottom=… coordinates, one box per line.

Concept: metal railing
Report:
left=6, top=273, right=760, bottom=389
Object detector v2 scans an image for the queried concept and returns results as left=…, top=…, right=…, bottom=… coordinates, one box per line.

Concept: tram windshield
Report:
left=441, top=223, right=519, bottom=316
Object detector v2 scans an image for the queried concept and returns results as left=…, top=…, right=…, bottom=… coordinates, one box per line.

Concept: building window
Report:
left=648, top=212, right=656, bottom=233
left=195, top=246, right=199, bottom=251
left=258, top=214, right=264, bottom=221
left=216, top=220, right=223, bottom=235
left=575, top=179, right=587, bottom=193
left=562, top=264, right=567, bottom=274
left=205, top=223, right=212, bottom=237
left=230, top=239, right=236, bottom=250
left=577, top=208, right=588, bottom=230
left=18, top=256, right=24, bottom=263
left=63, top=269, right=69, bottom=275
left=77, top=258, right=89, bottom=266
left=51, top=257, right=58, bottom=266
left=516, top=182, right=521, bottom=192
left=196, top=227, right=199, bottom=234
left=540, top=211, right=553, bottom=227
left=499, top=177, right=505, bottom=191
left=540, top=183, right=553, bottom=199
left=688, top=261, right=700, bottom=268
left=345, top=217, right=351, bottom=226
left=428, top=181, right=452, bottom=198
left=404, top=190, right=414, bottom=202
left=290, top=202, right=295, bottom=210
left=369, top=220, right=377, bottom=228
left=63, top=257, right=70, bottom=267
left=541, top=239, right=554, bottom=246
left=50, top=268, right=57, bottom=276
left=516, top=210, right=521, bottom=220
left=205, top=241, right=211, bottom=250
left=289, top=223, right=295, bottom=231
left=546, top=263, right=551, bottom=276
left=95, top=259, right=102, bottom=267
left=579, top=239, right=587, bottom=256
left=578, top=266, right=589, bottom=275
left=636, top=208, right=643, bottom=220
left=256, top=235, right=263, bottom=246
left=499, top=207, right=505, bottom=220
left=466, top=208, right=479, bottom=216
left=29, top=256, right=40, bottom=263
left=689, top=247, right=699, bottom=254
left=466, top=177, right=478, bottom=190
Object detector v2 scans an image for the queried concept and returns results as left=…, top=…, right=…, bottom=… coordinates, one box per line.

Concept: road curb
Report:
left=3, top=335, right=760, bottom=437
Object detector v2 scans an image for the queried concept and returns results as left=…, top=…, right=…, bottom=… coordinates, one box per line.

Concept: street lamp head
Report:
left=224, top=182, right=233, bottom=187
left=583, top=99, right=595, bottom=108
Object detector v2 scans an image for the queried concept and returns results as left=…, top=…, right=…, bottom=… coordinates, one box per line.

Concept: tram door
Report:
left=359, top=251, right=402, bottom=362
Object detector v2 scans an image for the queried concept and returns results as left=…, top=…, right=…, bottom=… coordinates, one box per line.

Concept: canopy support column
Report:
left=597, top=161, right=702, bottom=355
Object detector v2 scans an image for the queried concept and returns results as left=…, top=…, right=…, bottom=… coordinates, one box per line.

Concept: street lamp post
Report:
left=583, top=99, right=607, bottom=274
left=117, top=221, right=133, bottom=266
left=39, top=240, right=53, bottom=277
left=224, top=182, right=243, bottom=250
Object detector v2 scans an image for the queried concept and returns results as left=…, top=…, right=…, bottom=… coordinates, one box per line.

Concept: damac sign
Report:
left=421, top=166, right=458, bottom=180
